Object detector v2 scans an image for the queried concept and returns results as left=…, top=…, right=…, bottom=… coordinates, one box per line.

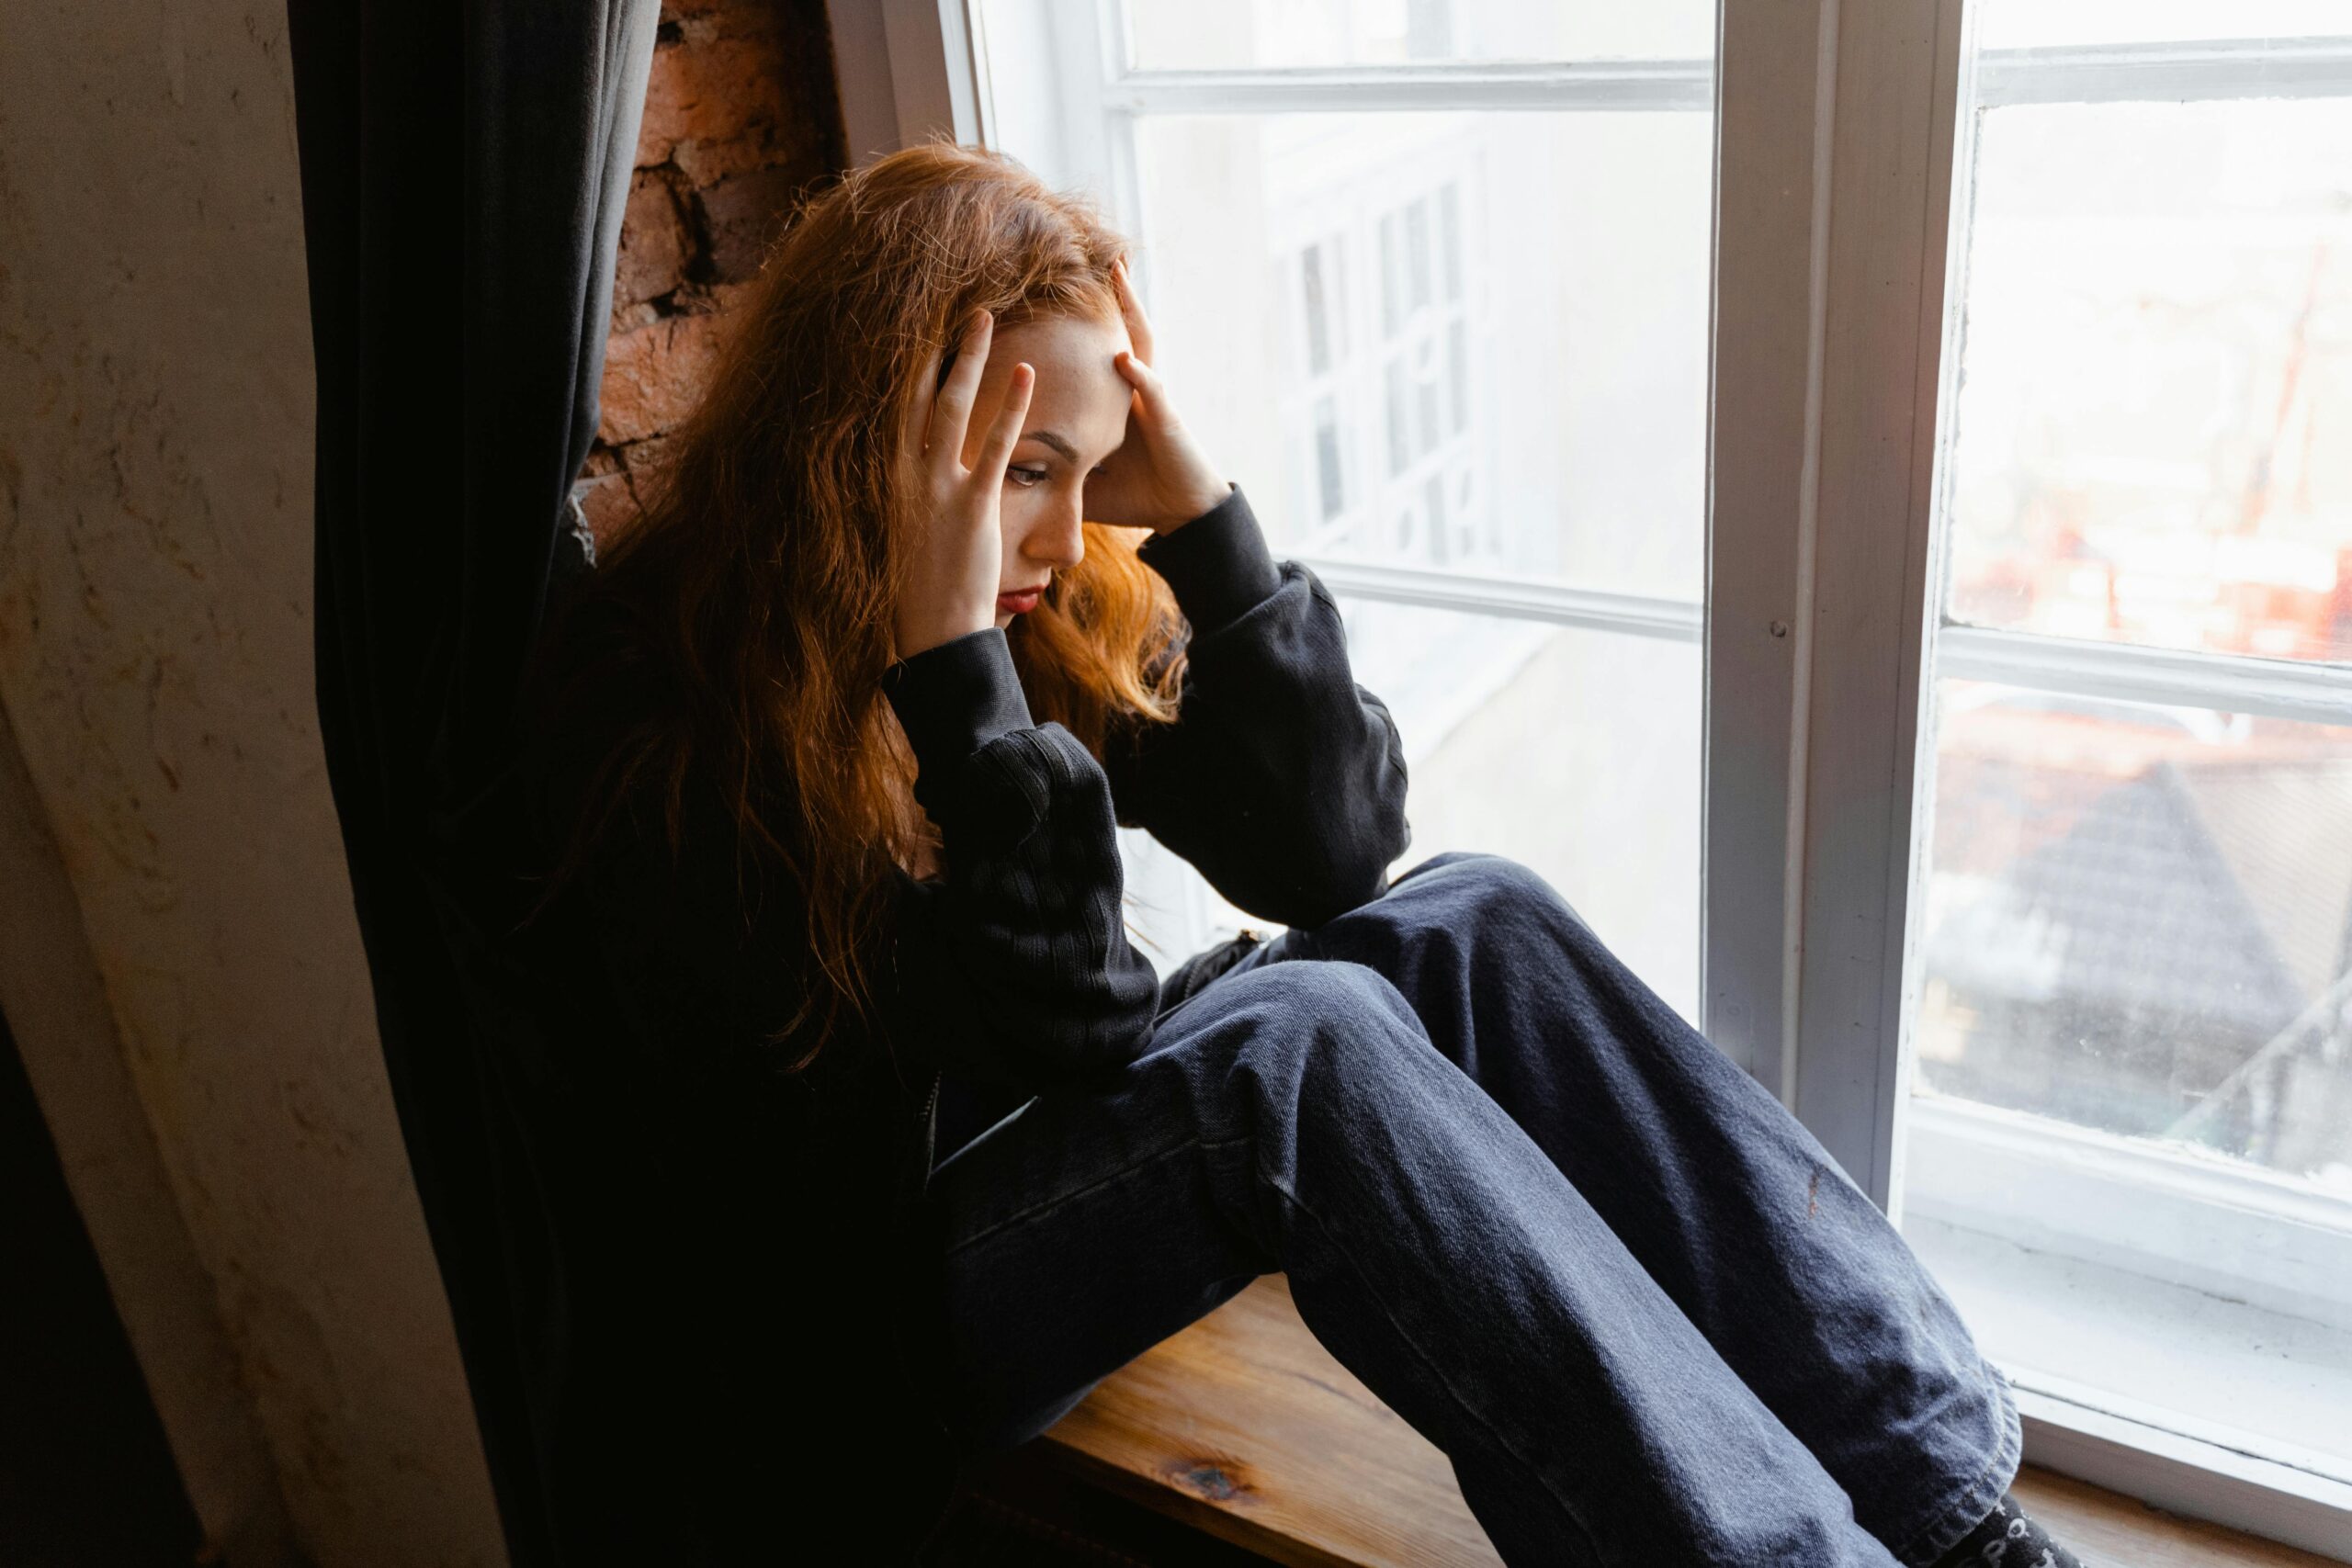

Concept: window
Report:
left=830, top=0, right=2352, bottom=1551
left=1894, top=0, right=2352, bottom=1516
left=970, top=0, right=1716, bottom=1015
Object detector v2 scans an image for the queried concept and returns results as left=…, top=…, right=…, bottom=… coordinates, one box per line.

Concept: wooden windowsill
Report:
left=1023, top=1275, right=2339, bottom=1568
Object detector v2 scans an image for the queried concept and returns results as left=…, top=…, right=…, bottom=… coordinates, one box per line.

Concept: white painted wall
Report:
left=0, top=5, right=504, bottom=1563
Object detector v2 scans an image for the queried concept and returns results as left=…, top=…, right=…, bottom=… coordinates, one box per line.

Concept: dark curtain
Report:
left=285, top=4, right=660, bottom=1562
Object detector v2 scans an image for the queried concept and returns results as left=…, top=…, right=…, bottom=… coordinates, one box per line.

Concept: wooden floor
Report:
left=1035, top=1276, right=2340, bottom=1568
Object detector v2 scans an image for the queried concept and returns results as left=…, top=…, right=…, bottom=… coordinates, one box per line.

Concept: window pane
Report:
left=1124, top=0, right=1714, bottom=71
left=979, top=6, right=1713, bottom=1029
left=1903, top=680, right=2352, bottom=1473
left=1916, top=682, right=2352, bottom=1181
left=1117, top=609, right=1703, bottom=1023
left=1908, top=5, right=2352, bottom=1476
left=1339, top=600, right=1702, bottom=1021
left=1943, top=96, right=2352, bottom=663
left=1131, top=111, right=1711, bottom=598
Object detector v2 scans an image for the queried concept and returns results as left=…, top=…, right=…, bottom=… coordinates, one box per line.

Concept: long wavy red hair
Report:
left=548, top=142, right=1186, bottom=1071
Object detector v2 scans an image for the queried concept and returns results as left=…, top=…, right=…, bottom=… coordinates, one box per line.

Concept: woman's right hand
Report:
left=892, top=309, right=1035, bottom=661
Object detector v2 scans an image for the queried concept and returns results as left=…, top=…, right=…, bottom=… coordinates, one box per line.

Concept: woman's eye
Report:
left=1007, top=467, right=1049, bottom=489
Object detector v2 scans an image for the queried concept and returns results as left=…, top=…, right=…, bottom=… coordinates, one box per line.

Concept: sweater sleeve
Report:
left=878, top=626, right=1165, bottom=1090
left=1104, top=486, right=1413, bottom=930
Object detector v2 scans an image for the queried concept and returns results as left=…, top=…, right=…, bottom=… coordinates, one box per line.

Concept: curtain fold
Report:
left=285, top=5, right=661, bottom=1561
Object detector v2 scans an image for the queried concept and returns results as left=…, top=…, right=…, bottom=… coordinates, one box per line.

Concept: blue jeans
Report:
left=912, top=852, right=2019, bottom=1566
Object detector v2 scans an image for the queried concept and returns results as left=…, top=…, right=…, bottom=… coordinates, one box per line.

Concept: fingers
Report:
left=903, top=338, right=945, bottom=465
left=1112, top=255, right=1155, bottom=366
left=972, top=362, right=1034, bottom=483
left=1114, top=348, right=1170, bottom=422
left=932, top=308, right=994, bottom=468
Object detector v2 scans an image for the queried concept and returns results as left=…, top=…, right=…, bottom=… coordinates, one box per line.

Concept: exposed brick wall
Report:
left=576, top=0, right=847, bottom=546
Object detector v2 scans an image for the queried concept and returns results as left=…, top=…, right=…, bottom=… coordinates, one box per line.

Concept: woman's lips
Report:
left=996, top=587, right=1043, bottom=615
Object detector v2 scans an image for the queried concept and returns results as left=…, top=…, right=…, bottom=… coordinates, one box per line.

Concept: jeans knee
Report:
left=1175, top=960, right=1427, bottom=1101
left=1176, top=961, right=1450, bottom=1206
left=1390, top=851, right=1589, bottom=938
left=1227, top=957, right=1416, bottom=1045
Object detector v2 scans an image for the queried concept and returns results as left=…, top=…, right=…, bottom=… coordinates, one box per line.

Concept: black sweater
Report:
left=498, top=486, right=1409, bottom=1562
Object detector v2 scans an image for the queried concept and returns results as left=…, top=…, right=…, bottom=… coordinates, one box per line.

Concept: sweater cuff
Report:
left=1136, top=484, right=1283, bottom=637
left=881, top=626, right=1035, bottom=776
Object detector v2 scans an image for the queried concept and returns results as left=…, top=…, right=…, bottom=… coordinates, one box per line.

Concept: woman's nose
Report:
left=1026, top=492, right=1086, bottom=570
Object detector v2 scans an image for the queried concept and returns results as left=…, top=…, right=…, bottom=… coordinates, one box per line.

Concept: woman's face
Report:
left=956, top=309, right=1136, bottom=627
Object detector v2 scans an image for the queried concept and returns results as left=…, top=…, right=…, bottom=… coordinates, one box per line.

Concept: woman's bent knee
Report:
left=1373, top=850, right=1591, bottom=944
left=1169, top=957, right=1413, bottom=1044
left=1395, top=849, right=1563, bottom=906
left=1154, top=958, right=1428, bottom=1094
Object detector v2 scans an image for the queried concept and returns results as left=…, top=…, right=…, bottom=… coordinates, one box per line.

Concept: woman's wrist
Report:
left=1151, top=479, right=1236, bottom=536
left=893, top=602, right=995, bottom=663
left=881, top=626, right=1034, bottom=772
left=1136, top=486, right=1280, bottom=636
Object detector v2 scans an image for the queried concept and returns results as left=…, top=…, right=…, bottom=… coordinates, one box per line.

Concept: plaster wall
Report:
left=0, top=4, right=503, bottom=1562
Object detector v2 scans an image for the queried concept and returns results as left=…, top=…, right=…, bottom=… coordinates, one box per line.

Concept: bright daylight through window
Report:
left=980, top=0, right=1716, bottom=1020
left=1896, top=0, right=2352, bottom=1494
left=972, top=0, right=2352, bottom=1529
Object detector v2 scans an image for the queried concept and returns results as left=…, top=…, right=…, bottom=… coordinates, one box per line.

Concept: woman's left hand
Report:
left=1084, top=255, right=1232, bottom=536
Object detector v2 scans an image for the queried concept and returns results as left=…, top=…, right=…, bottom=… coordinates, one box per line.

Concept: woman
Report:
left=506, top=142, right=2077, bottom=1567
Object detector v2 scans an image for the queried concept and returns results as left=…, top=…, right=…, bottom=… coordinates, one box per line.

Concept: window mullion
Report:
left=1788, top=0, right=1970, bottom=1213
left=825, top=0, right=987, bottom=157
left=1102, top=61, right=1712, bottom=116
left=1976, top=36, right=2352, bottom=107
left=1704, top=0, right=1833, bottom=1101
left=1939, top=626, right=2352, bottom=728
left=1706, top=0, right=1970, bottom=1206
left=1298, top=558, right=1702, bottom=643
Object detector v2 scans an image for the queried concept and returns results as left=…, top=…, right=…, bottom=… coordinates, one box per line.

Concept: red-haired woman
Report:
left=506, top=143, right=2072, bottom=1568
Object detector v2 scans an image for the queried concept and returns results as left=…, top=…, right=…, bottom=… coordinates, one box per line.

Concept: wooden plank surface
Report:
left=2012, top=1466, right=2342, bottom=1568
left=1041, top=1274, right=2337, bottom=1568
left=1041, top=1276, right=1502, bottom=1568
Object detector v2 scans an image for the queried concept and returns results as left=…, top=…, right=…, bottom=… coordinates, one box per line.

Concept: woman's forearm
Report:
left=1109, top=488, right=1414, bottom=929
left=881, top=626, right=1164, bottom=1089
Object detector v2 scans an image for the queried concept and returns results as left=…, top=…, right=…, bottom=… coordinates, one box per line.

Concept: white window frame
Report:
left=824, top=3, right=2352, bottom=1553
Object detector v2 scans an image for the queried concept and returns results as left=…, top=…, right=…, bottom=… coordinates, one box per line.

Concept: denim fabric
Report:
left=914, top=852, right=2020, bottom=1566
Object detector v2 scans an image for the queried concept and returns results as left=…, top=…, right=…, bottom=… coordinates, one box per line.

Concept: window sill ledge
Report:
left=1906, top=1213, right=2352, bottom=1560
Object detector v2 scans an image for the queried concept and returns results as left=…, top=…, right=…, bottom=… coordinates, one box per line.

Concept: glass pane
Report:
left=1125, top=0, right=1714, bottom=72
left=1132, top=111, right=1712, bottom=600
left=1908, top=5, right=2352, bottom=1477
left=1942, top=94, right=2352, bottom=663
left=1341, top=601, right=1702, bottom=1021
left=1903, top=680, right=2352, bottom=1472
left=982, top=6, right=1712, bottom=1021
left=1115, top=605, right=1703, bottom=1026
left=1916, top=682, right=2352, bottom=1183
